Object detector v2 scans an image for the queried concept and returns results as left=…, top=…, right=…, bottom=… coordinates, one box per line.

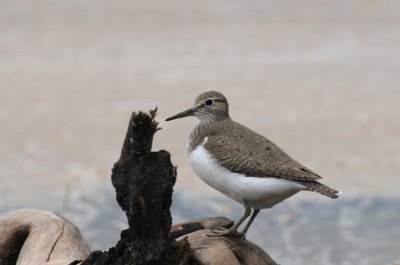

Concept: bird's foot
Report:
left=207, top=227, right=244, bottom=238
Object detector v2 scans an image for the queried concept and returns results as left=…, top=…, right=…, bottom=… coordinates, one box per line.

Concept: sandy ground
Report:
left=1, top=1, right=400, bottom=264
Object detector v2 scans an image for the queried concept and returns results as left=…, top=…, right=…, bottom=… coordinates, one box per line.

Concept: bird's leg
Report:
left=208, top=202, right=251, bottom=237
left=239, top=209, right=260, bottom=238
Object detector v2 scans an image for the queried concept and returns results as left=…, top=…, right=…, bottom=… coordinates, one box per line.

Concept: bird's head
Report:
left=166, top=91, right=230, bottom=122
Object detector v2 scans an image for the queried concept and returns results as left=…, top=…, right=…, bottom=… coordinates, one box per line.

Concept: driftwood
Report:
left=81, top=109, right=277, bottom=265
left=0, top=109, right=277, bottom=265
left=171, top=218, right=277, bottom=265
left=0, top=209, right=90, bottom=265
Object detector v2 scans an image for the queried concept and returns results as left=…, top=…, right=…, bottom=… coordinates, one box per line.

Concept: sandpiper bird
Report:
left=166, top=91, right=339, bottom=237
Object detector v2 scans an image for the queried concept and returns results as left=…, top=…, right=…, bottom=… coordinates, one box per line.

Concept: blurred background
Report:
left=1, top=0, right=399, bottom=264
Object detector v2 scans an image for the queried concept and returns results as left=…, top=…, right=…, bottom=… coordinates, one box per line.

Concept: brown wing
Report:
left=203, top=121, right=322, bottom=181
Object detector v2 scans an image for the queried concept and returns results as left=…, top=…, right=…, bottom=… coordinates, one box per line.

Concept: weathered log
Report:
left=171, top=217, right=277, bottom=265
left=80, top=109, right=183, bottom=265
left=0, top=209, right=90, bottom=265
left=80, top=109, right=277, bottom=265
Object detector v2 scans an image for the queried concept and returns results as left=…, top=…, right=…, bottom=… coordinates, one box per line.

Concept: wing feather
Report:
left=203, top=121, right=322, bottom=182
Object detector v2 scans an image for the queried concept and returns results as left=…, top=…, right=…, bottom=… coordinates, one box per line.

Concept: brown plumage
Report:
left=185, top=92, right=339, bottom=199
left=166, top=91, right=339, bottom=237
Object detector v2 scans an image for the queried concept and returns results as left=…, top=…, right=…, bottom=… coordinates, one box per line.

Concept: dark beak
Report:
left=165, top=107, right=197, bottom=121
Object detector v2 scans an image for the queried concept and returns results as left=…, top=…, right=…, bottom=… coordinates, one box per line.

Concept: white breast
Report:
left=188, top=144, right=306, bottom=209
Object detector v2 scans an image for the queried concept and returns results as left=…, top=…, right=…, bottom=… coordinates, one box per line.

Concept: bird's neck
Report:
left=188, top=119, right=227, bottom=153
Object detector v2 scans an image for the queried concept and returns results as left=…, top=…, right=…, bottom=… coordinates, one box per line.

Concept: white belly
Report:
left=188, top=145, right=306, bottom=209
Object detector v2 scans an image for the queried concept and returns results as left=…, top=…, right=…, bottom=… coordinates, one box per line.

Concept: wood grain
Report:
left=0, top=209, right=90, bottom=265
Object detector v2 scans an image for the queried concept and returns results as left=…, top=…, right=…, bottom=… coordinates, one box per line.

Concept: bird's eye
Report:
left=205, top=99, right=214, bottom=106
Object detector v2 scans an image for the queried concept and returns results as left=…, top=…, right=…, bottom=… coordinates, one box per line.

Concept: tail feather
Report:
left=299, top=181, right=340, bottom=199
